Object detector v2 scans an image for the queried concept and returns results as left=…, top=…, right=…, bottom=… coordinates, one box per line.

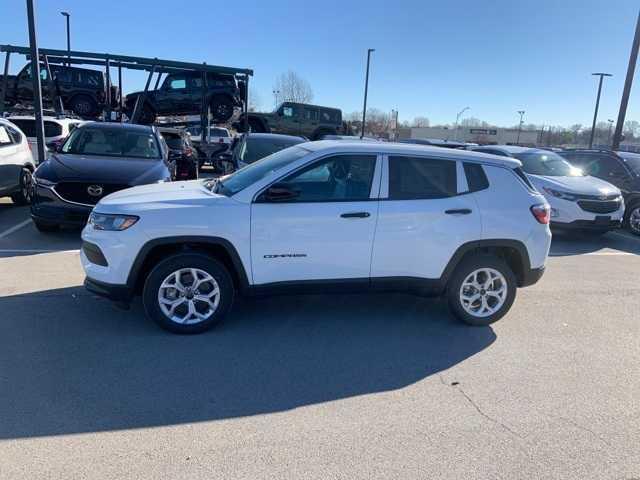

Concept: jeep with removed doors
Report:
left=81, top=141, right=551, bottom=334
left=124, top=72, right=244, bottom=125
left=0, top=63, right=117, bottom=119
left=236, top=102, right=343, bottom=140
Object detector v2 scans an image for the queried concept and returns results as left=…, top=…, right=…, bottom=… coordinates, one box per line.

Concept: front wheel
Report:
left=210, top=95, right=234, bottom=122
left=142, top=253, right=234, bottom=334
left=446, top=255, right=517, bottom=326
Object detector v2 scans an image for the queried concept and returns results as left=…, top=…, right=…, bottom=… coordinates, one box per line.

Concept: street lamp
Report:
left=589, top=72, right=612, bottom=148
left=607, top=119, right=615, bottom=145
left=516, top=110, right=525, bottom=144
left=60, top=11, right=70, bottom=66
left=361, top=48, right=375, bottom=139
left=453, top=106, right=469, bottom=141
left=272, top=89, right=280, bottom=110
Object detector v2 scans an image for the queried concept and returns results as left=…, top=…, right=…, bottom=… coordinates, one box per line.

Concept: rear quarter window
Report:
left=463, top=163, right=489, bottom=192
left=388, top=156, right=457, bottom=200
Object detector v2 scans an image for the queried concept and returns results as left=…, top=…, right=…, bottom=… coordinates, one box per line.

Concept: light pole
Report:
left=453, top=106, right=469, bottom=141
left=272, top=89, right=279, bottom=110
left=613, top=9, right=640, bottom=150
left=361, top=48, right=375, bottom=139
left=60, top=11, right=70, bottom=66
left=26, top=0, right=46, bottom=164
left=589, top=72, right=612, bottom=148
left=516, top=110, right=525, bottom=144
left=607, top=119, right=615, bottom=145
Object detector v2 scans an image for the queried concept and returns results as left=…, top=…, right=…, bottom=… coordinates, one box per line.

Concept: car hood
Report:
left=42, top=153, right=168, bottom=184
left=96, top=180, right=231, bottom=212
left=528, top=174, right=621, bottom=196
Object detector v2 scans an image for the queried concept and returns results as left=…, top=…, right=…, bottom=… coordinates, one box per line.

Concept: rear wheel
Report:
left=447, top=255, right=517, bottom=326
left=142, top=253, right=234, bottom=334
left=210, top=95, right=234, bottom=122
left=10, top=168, right=33, bottom=205
left=624, top=203, right=640, bottom=236
left=70, top=95, right=99, bottom=118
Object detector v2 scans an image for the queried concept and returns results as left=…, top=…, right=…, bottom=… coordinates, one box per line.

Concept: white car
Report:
left=8, top=115, right=83, bottom=163
left=81, top=141, right=551, bottom=333
left=472, top=146, right=624, bottom=233
left=0, top=118, right=36, bottom=205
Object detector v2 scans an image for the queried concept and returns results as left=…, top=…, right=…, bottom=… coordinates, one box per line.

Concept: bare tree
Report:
left=411, top=116, right=430, bottom=127
left=273, top=70, right=314, bottom=105
left=248, top=90, right=261, bottom=112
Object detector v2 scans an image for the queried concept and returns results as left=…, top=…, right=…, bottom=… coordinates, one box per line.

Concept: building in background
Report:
left=398, top=126, right=540, bottom=145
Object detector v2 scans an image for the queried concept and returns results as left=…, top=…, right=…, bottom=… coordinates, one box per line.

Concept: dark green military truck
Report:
left=236, top=102, right=343, bottom=140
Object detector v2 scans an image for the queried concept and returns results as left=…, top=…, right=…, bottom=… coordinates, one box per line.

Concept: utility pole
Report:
left=613, top=9, right=640, bottom=150
left=26, top=0, right=46, bottom=164
left=453, top=106, right=469, bottom=141
left=361, top=48, right=374, bottom=139
left=516, top=110, right=525, bottom=144
left=272, top=89, right=279, bottom=110
left=607, top=119, right=614, bottom=145
left=60, top=11, right=70, bottom=66
left=589, top=73, right=612, bottom=148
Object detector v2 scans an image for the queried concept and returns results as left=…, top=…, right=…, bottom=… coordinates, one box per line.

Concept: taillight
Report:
left=530, top=204, right=551, bottom=224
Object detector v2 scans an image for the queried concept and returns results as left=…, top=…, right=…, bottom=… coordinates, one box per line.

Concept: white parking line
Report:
left=551, top=250, right=635, bottom=256
left=0, top=249, right=79, bottom=254
left=0, top=219, right=32, bottom=239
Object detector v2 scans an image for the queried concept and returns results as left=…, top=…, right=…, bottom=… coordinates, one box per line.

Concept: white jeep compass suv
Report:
left=81, top=141, right=551, bottom=333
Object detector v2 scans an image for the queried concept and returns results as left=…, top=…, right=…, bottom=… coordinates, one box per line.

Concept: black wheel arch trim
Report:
left=126, top=236, right=250, bottom=292
left=440, top=239, right=532, bottom=287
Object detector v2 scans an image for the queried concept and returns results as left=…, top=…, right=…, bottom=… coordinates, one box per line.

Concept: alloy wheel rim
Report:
left=22, top=170, right=33, bottom=201
left=630, top=208, right=640, bottom=233
left=157, top=268, right=220, bottom=324
left=459, top=268, right=508, bottom=318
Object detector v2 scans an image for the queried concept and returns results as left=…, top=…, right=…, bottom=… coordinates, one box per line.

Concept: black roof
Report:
left=80, top=121, right=154, bottom=132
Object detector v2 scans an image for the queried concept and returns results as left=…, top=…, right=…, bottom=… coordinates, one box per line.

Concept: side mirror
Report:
left=262, top=183, right=299, bottom=202
left=46, top=141, right=61, bottom=152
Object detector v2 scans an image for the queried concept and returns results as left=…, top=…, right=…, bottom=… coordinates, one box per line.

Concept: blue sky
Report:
left=1, top=0, right=638, bottom=127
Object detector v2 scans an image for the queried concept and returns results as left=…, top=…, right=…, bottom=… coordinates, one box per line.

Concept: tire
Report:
left=311, top=128, right=336, bottom=141
left=446, top=255, right=517, bottom=327
left=33, top=219, right=59, bottom=233
left=142, top=253, right=234, bottom=334
left=70, top=95, right=99, bottom=118
left=623, top=202, right=640, bottom=236
left=137, top=104, right=156, bottom=125
left=10, top=168, right=33, bottom=206
left=210, top=95, right=234, bottom=122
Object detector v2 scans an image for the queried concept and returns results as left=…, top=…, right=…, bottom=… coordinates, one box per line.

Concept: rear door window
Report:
left=0, top=125, right=12, bottom=146
left=388, top=156, right=457, bottom=200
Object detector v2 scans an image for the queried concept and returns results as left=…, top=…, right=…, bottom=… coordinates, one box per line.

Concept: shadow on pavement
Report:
left=549, top=230, right=640, bottom=257
left=0, top=287, right=495, bottom=439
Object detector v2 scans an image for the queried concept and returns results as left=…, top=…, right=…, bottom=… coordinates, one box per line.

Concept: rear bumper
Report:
left=84, top=277, right=133, bottom=303
left=551, top=219, right=622, bottom=231
left=520, top=266, right=545, bottom=287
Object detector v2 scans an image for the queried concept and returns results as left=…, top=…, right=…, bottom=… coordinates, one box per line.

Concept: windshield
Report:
left=239, top=137, right=304, bottom=165
left=213, top=145, right=309, bottom=196
left=61, top=127, right=161, bottom=159
left=617, top=152, right=640, bottom=175
left=161, top=132, right=183, bottom=149
left=513, top=151, right=583, bottom=177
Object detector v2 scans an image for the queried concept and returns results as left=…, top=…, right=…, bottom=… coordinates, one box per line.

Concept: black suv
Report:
left=124, top=72, right=244, bottom=125
left=559, top=149, right=640, bottom=235
left=0, top=63, right=116, bottom=118
left=235, top=102, right=343, bottom=140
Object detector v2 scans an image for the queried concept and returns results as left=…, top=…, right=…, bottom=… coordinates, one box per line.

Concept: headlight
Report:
left=542, top=187, right=577, bottom=201
left=88, top=212, right=139, bottom=231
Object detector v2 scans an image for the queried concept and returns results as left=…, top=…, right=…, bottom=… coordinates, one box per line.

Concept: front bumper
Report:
left=84, top=277, right=133, bottom=303
left=31, top=184, right=92, bottom=227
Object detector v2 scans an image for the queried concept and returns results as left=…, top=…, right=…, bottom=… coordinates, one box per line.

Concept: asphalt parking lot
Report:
left=0, top=197, right=639, bottom=480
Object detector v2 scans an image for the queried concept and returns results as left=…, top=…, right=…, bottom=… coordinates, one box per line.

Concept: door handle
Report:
left=445, top=208, right=472, bottom=215
left=340, top=212, right=370, bottom=218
